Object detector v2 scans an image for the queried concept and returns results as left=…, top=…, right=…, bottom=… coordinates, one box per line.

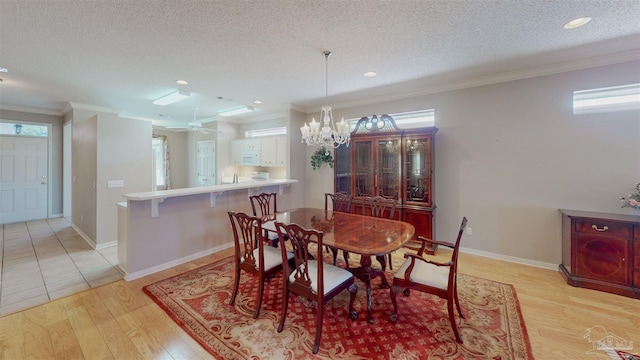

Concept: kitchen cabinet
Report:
left=334, top=115, right=437, bottom=253
left=560, top=209, right=640, bottom=299
left=276, top=136, right=287, bottom=167
left=260, top=138, right=277, bottom=166
left=230, top=137, right=286, bottom=168
left=231, top=140, right=243, bottom=166
left=243, top=139, right=261, bottom=151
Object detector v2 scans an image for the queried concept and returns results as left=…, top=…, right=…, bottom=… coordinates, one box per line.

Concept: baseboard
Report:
left=123, top=242, right=234, bottom=281
left=70, top=223, right=97, bottom=249
left=96, top=241, right=117, bottom=250
left=459, top=246, right=558, bottom=271
left=50, top=213, right=63, bottom=218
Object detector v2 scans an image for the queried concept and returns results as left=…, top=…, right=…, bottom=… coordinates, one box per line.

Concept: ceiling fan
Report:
left=165, top=108, right=218, bottom=134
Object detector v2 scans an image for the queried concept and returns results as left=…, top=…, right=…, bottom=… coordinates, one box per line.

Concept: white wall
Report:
left=72, top=114, right=98, bottom=242
left=96, top=115, right=152, bottom=247
left=305, top=60, right=640, bottom=265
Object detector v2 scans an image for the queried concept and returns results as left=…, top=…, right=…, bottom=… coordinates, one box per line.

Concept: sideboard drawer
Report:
left=634, top=226, right=640, bottom=240
left=575, top=220, right=630, bottom=237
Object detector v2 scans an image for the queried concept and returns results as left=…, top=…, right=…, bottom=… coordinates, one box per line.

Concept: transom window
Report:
left=348, top=109, right=435, bottom=130
left=0, top=122, right=48, bottom=136
left=573, top=83, right=640, bottom=115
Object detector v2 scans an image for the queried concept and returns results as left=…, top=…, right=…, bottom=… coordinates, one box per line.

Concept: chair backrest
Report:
left=250, top=192, right=277, bottom=217
left=228, top=211, right=263, bottom=272
left=362, top=196, right=396, bottom=219
left=275, top=221, right=324, bottom=298
left=451, top=217, right=468, bottom=276
left=324, top=193, right=353, bottom=213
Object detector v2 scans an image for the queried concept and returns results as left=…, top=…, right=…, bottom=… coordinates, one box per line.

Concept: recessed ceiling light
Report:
left=563, top=17, right=591, bottom=29
left=254, top=100, right=263, bottom=104
left=175, top=79, right=189, bottom=85
left=364, top=71, right=377, bottom=78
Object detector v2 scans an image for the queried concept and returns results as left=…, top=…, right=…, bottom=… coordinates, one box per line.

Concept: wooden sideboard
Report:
left=559, top=209, right=640, bottom=299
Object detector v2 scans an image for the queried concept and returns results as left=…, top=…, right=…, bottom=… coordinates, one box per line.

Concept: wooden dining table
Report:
left=262, top=207, right=415, bottom=324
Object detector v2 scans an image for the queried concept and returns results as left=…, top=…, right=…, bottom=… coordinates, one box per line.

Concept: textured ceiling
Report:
left=1, top=0, right=639, bottom=126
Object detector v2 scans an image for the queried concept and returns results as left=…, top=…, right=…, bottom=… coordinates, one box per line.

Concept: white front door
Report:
left=0, top=136, right=48, bottom=224
left=197, top=140, right=216, bottom=186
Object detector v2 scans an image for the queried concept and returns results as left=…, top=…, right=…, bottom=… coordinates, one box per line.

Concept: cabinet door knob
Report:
left=591, top=224, right=609, bottom=232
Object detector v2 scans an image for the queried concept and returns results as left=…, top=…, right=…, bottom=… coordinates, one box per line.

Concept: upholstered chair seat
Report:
left=289, top=260, right=354, bottom=295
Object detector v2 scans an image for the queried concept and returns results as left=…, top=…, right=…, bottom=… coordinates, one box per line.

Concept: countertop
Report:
left=123, top=179, right=298, bottom=201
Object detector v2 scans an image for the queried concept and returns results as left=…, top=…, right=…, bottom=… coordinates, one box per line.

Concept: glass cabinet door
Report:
left=334, top=145, right=351, bottom=195
left=354, top=140, right=374, bottom=196
left=404, top=136, right=432, bottom=206
left=378, top=139, right=400, bottom=199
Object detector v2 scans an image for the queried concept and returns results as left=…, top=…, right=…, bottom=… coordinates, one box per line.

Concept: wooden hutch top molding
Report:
left=353, top=114, right=401, bottom=135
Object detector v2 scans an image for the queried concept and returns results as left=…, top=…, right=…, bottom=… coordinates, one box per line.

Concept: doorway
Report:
left=0, top=136, right=48, bottom=223
left=197, top=140, right=216, bottom=186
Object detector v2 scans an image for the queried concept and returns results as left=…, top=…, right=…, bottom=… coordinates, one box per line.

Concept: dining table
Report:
left=262, top=207, right=415, bottom=324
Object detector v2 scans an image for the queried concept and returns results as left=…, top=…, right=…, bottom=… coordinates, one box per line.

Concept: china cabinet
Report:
left=559, top=209, right=640, bottom=299
left=334, top=115, right=438, bottom=253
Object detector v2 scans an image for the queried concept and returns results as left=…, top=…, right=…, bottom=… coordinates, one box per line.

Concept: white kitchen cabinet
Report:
left=229, top=137, right=286, bottom=168
left=243, top=139, right=261, bottom=151
left=230, top=140, right=243, bottom=166
left=260, top=138, right=277, bottom=167
left=276, top=136, right=287, bottom=167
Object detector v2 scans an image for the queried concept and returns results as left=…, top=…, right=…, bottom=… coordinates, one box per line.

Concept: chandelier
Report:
left=300, top=51, right=350, bottom=148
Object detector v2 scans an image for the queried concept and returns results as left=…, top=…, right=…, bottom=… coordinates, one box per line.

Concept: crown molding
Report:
left=307, top=49, right=640, bottom=113
left=63, top=102, right=120, bottom=115
left=0, top=104, right=63, bottom=116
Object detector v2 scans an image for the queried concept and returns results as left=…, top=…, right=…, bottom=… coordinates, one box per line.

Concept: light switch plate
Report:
left=107, top=180, right=124, bottom=188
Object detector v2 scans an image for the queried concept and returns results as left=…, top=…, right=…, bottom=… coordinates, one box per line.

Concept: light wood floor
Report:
left=0, top=247, right=638, bottom=359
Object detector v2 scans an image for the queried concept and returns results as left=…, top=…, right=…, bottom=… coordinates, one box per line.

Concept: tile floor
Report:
left=0, top=217, right=123, bottom=316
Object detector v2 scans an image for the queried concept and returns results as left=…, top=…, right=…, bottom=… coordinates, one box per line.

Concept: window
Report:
left=390, top=109, right=435, bottom=128
left=573, top=83, right=640, bottom=115
left=245, top=126, right=287, bottom=138
left=347, top=109, right=435, bottom=130
left=0, top=122, right=48, bottom=136
left=152, top=137, right=165, bottom=188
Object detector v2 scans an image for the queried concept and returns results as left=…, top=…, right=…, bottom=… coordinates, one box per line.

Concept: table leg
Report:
left=359, top=256, right=375, bottom=324
left=348, top=254, right=392, bottom=324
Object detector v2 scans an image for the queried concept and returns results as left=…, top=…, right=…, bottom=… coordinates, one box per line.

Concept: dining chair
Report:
left=324, top=192, right=353, bottom=267
left=228, top=211, right=293, bottom=319
left=249, top=192, right=279, bottom=246
left=362, top=195, right=397, bottom=271
left=274, top=221, right=358, bottom=354
left=389, top=217, right=468, bottom=343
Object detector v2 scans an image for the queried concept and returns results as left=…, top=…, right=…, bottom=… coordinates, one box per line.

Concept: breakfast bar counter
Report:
left=118, top=179, right=298, bottom=280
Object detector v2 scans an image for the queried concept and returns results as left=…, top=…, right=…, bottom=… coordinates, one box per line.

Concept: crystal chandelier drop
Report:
left=300, top=51, right=350, bottom=148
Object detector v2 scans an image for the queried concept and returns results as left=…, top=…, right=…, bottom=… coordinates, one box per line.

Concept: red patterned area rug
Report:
left=143, top=256, right=534, bottom=359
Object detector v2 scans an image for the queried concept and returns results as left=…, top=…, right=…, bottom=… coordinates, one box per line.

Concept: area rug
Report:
left=143, top=255, right=534, bottom=359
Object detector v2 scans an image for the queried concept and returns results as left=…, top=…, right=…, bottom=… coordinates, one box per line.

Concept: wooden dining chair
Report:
left=389, top=217, right=468, bottom=343
left=324, top=192, right=353, bottom=267
left=249, top=192, right=279, bottom=246
left=362, top=195, right=397, bottom=271
left=274, top=221, right=358, bottom=354
left=228, top=211, right=293, bottom=319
